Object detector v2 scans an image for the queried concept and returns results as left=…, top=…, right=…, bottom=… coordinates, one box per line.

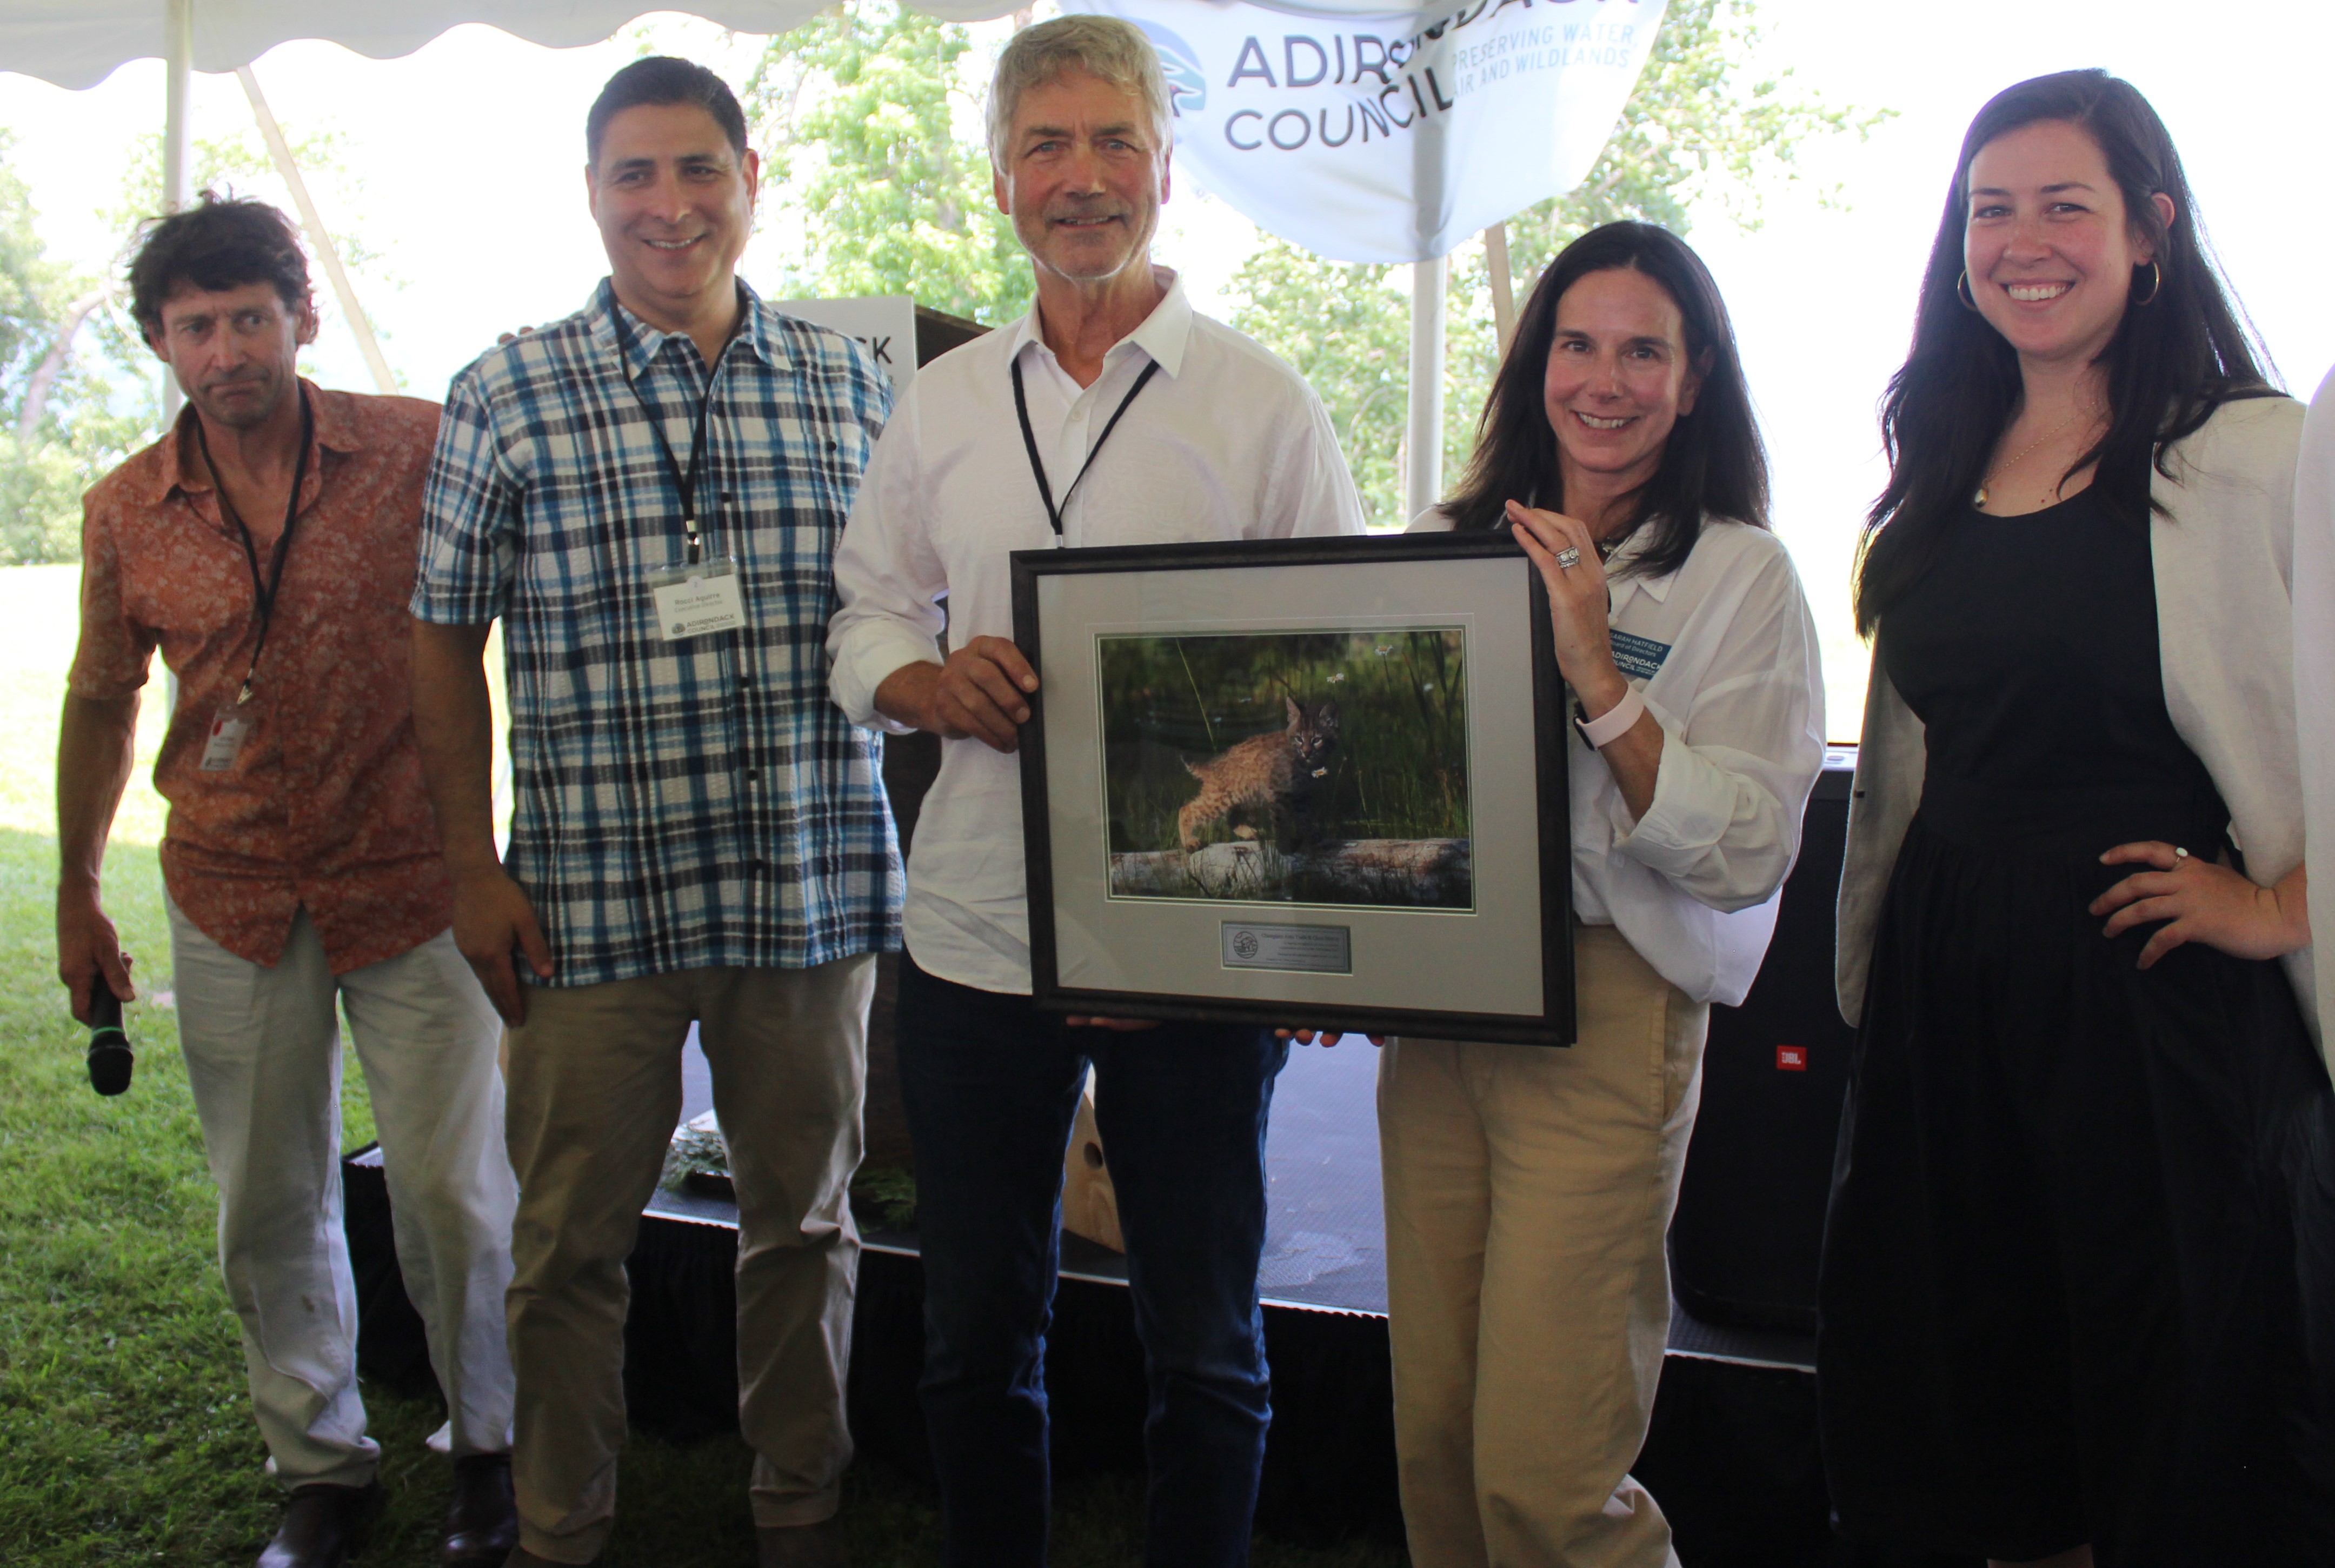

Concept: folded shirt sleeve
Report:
left=1609, top=544, right=1827, bottom=913
left=411, top=367, right=521, bottom=626
left=66, top=490, right=154, bottom=702
left=827, top=387, right=948, bottom=732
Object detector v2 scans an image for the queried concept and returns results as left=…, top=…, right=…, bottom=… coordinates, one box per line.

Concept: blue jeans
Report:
left=896, top=954, right=1287, bottom=1567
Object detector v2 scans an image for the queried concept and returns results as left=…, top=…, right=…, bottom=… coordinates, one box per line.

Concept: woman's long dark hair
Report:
left=1852, top=69, right=2274, bottom=635
left=1442, top=221, right=1769, bottom=578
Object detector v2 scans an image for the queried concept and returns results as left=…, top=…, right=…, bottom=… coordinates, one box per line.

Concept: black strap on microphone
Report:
left=1012, top=355, right=1159, bottom=537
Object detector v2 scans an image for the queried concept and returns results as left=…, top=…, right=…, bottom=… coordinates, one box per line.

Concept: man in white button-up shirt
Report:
left=827, top=16, right=1362, bottom=1563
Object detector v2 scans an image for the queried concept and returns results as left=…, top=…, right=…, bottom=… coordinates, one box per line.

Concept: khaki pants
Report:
left=1379, top=924, right=1708, bottom=1568
left=503, top=956, right=874, bottom=1563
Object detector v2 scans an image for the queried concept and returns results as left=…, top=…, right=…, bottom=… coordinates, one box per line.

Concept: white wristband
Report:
left=1576, top=686, right=1646, bottom=749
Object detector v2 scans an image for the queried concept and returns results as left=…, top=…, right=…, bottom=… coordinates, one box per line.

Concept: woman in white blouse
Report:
left=1383, top=221, right=1826, bottom=1567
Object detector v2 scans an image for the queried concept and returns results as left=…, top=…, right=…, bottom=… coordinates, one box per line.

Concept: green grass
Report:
left=0, top=564, right=1407, bottom=1565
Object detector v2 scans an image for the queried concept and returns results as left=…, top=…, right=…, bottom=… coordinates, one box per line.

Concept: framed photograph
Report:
left=1013, top=532, right=1574, bottom=1046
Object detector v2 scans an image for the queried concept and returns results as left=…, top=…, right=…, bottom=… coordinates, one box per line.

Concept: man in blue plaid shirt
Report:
left=410, top=57, right=896, bottom=1568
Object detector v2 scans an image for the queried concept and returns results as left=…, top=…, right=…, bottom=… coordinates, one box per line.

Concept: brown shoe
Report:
left=256, top=1480, right=383, bottom=1568
left=442, top=1452, right=520, bottom=1566
left=757, top=1518, right=847, bottom=1568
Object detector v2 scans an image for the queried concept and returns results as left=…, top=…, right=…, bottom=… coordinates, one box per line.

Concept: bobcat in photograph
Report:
left=1176, top=696, right=1340, bottom=854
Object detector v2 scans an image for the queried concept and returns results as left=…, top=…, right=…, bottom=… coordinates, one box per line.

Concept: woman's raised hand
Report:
left=1507, top=499, right=1628, bottom=712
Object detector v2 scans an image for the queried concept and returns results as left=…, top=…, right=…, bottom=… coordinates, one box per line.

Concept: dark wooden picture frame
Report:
left=1012, top=532, right=1575, bottom=1046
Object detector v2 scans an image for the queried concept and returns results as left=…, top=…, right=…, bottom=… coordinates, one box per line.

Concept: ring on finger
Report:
left=2174, top=846, right=2190, bottom=862
left=1554, top=545, right=1581, bottom=570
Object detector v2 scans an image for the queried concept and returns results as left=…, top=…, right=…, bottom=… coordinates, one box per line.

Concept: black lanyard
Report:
left=1012, top=354, right=1160, bottom=538
left=613, top=304, right=725, bottom=565
left=195, top=385, right=314, bottom=705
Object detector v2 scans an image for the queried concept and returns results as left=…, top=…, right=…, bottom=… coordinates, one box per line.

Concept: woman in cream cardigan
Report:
left=1824, top=71, right=2335, bottom=1567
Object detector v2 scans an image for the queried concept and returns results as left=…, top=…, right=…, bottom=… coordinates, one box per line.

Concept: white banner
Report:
left=1072, top=0, right=1666, bottom=264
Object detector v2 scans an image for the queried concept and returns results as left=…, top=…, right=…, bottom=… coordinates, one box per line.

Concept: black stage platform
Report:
left=348, top=1043, right=1832, bottom=1558
left=649, top=1029, right=1815, bottom=1370
left=348, top=1036, right=1885, bottom=1562
left=345, top=749, right=1980, bottom=1564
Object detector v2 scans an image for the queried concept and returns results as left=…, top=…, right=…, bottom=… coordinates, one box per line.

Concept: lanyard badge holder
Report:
left=620, top=309, right=748, bottom=643
left=1012, top=355, right=1160, bottom=544
left=647, top=505, right=745, bottom=642
left=196, top=389, right=314, bottom=772
left=651, top=555, right=744, bottom=642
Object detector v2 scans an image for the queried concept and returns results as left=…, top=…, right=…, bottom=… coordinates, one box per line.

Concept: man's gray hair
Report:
left=985, top=14, right=1173, bottom=178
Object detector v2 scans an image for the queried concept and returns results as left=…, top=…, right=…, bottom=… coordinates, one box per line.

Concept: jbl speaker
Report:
left=1667, top=748, right=1858, bottom=1333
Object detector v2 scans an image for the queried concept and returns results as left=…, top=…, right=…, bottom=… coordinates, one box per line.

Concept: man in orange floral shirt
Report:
left=55, top=196, right=519, bottom=1568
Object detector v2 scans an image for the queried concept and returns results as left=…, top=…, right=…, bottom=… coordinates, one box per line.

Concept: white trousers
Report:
left=168, top=897, right=518, bottom=1489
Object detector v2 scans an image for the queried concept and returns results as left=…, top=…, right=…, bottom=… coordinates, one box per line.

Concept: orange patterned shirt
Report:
left=70, top=383, right=454, bottom=974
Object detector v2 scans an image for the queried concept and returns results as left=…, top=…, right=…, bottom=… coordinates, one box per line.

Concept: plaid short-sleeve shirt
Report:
left=413, top=279, right=901, bottom=986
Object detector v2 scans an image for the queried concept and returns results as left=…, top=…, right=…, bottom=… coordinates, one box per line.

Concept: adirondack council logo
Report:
left=1138, top=22, right=1208, bottom=117
left=1129, top=2, right=1646, bottom=158
left=1138, top=15, right=1455, bottom=155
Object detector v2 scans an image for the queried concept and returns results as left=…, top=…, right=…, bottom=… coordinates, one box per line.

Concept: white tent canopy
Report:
left=1, top=3, right=926, bottom=89
left=0, top=0, right=1419, bottom=89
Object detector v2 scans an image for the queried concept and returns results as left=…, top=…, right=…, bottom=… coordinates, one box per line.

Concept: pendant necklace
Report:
left=1974, top=404, right=2092, bottom=509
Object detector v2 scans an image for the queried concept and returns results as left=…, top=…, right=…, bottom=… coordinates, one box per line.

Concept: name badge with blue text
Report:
left=1609, top=630, right=1673, bottom=682
left=650, top=558, right=745, bottom=642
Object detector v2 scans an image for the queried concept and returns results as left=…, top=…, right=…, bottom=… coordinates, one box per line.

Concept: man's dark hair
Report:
left=128, top=192, right=311, bottom=337
left=587, top=56, right=749, bottom=167
left=1442, top=221, right=1770, bottom=578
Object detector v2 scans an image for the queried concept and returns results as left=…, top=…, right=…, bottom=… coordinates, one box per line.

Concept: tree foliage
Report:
left=103, top=125, right=384, bottom=279
left=0, top=136, right=148, bottom=565
left=744, top=3, right=1033, bottom=325
left=1230, top=0, right=1889, bottom=525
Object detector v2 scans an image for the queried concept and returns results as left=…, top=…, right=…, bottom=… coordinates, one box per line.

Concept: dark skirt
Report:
left=1819, top=782, right=2335, bottom=1565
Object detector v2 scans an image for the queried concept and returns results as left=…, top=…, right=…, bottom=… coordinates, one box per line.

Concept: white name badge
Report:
left=199, top=709, right=251, bottom=772
left=650, top=560, right=745, bottom=642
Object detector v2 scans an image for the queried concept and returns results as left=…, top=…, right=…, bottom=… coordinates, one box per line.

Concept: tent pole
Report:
left=1405, top=252, right=1447, bottom=525
left=1485, top=222, right=1516, bottom=357
left=162, top=0, right=192, bottom=212
left=237, top=66, right=397, bottom=395
left=161, top=0, right=193, bottom=423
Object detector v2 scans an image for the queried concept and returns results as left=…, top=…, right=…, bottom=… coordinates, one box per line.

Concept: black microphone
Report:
left=87, top=978, right=133, bottom=1096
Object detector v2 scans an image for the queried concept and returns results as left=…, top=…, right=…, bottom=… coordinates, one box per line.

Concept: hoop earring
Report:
left=1955, top=270, right=1980, bottom=312
left=2132, top=260, right=2163, bottom=305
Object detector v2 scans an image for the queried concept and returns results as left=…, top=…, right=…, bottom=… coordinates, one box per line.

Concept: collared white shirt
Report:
left=828, top=271, right=1367, bottom=994
left=1412, top=509, right=1826, bottom=1006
